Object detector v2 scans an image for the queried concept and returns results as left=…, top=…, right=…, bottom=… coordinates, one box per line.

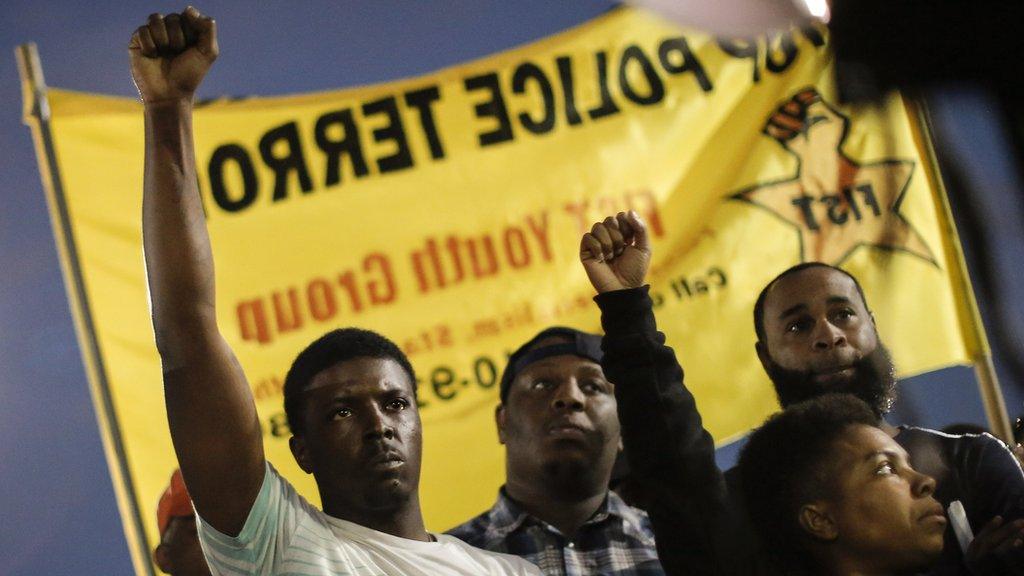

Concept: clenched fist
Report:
left=579, top=211, right=651, bottom=294
left=129, top=6, right=218, bottom=104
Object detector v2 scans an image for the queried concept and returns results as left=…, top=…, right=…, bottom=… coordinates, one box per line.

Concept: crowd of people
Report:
left=133, top=8, right=1024, bottom=576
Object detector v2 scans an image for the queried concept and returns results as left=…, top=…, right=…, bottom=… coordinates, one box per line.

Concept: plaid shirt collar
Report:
left=486, top=486, right=639, bottom=538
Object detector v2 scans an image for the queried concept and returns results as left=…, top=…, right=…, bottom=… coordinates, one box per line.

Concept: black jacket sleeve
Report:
left=596, top=286, right=774, bottom=576
left=961, top=433, right=1024, bottom=526
left=899, top=428, right=1024, bottom=575
left=961, top=434, right=1024, bottom=574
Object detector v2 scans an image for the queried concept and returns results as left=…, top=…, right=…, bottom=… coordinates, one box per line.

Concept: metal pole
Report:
left=15, top=42, right=155, bottom=576
left=903, top=95, right=1015, bottom=443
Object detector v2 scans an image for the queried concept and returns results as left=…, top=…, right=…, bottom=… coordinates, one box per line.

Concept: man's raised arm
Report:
left=131, top=7, right=264, bottom=536
left=580, top=213, right=764, bottom=575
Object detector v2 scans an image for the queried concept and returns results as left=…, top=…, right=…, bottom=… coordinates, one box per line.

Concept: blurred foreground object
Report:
left=628, top=0, right=820, bottom=36
left=830, top=0, right=1024, bottom=411
left=830, top=0, right=1024, bottom=101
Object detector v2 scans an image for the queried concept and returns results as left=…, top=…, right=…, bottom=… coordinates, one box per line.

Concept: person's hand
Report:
left=966, top=516, right=1024, bottom=575
left=129, top=7, right=218, bottom=104
left=580, top=211, right=651, bottom=294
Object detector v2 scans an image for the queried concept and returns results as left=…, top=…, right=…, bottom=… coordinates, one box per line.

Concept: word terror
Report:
left=205, top=86, right=445, bottom=214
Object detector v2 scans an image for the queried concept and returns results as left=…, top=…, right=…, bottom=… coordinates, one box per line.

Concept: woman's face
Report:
left=819, top=425, right=947, bottom=574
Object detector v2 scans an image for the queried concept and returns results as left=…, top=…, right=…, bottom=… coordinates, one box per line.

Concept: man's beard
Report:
left=765, top=344, right=898, bottom=417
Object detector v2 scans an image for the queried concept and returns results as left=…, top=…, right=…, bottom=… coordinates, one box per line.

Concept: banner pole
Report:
left=16, top=43, right=155, bottom=576
left=903, top=95, right=1014, bottom=443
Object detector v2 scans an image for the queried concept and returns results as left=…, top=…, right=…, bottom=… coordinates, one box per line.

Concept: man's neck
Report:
left=504, top=473, right=608, bottom=538
left=322, top=496, right=430, bottom=542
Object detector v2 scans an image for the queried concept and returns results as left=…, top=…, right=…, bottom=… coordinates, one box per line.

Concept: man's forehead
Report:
left=304, top=357, right=413, bottom=395
left=766, top=267, right=863, bottom=312
left=527, top=335, right=573, bottom=349
left=517, top=354, right=603, bottom=376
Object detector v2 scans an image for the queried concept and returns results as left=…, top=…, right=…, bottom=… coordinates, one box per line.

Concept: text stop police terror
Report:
left=202, top=29, right=824, bottom=215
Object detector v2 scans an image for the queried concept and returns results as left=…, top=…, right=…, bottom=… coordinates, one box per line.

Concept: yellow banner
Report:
left=32, top=7, right=978, bottom=572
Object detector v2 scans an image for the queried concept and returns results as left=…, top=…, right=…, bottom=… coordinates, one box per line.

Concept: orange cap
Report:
left=157, top=469, right=194, bottom=536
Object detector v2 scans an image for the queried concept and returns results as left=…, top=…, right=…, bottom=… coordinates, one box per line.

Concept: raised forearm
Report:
left=598, top=287, right=728, bottom=576
left=142, top=99, right=217, bottom=351
left=132, top=8, right=263, bottom=537
left=597, top=287, right=722, bottom=492
left=142, top=98, right=265, bottom=533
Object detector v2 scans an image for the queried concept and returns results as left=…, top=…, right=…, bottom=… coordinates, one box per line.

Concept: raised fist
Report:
left=129, top=7, right=218, bottom=104
left=763, top=87, right=846, bottom=158
left=579, top=211, right=652, bottom=294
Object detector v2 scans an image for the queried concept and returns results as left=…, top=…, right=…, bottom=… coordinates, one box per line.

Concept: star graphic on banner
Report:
left=730, top=88, right=936, bottom=266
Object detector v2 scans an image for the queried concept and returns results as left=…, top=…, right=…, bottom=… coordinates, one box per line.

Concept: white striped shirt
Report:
left=197, top=463, right=542, bottom=576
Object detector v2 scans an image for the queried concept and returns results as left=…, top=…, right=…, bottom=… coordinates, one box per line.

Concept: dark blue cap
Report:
left=499, top=326, right=604, bottom=403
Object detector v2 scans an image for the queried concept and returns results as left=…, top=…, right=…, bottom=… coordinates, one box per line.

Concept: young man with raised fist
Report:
left=131, top=8, right=539, bottom=576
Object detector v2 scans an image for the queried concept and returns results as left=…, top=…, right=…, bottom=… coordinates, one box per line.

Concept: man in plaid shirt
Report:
left=447, top=326, right=664, bottom=576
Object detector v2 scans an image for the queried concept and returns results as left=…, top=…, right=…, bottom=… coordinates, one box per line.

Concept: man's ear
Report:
left=289, top=435, right=314, bottom=474
left=799, top=502, right=838, bottom=542
left=755, top=341, right=771, bottom=374
left=495, top=404, right=508, bottom=445
left=153, top=543, right=172, bottom=573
